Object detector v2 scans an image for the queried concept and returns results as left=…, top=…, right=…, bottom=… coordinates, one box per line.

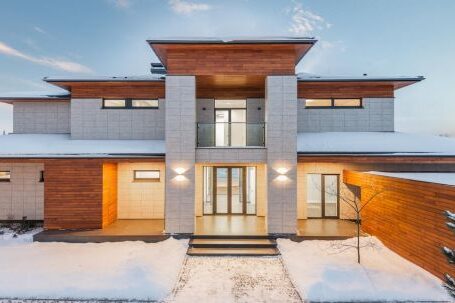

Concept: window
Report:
left=103, top=99, right=159, bottom=109
left=305, top=99, right=332, bottom=107
left=215, top=99, right=246, bottom=109
left=305, top=98, right=362, bottom=108
left=103, top=99, right=126, bottom=108
left=134, top=170, right=160, bottom=181
left=0, top=171, right=11, bottom=182
left=306, top=174, right=339, bottom=218
left=132, top=99, right=159, bottom=108
left=333, top=98, right=362, bottom=107
left=39, top=171, right=44, bottom=182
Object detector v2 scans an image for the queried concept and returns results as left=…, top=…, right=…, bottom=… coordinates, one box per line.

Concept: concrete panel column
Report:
left=265, top=76, right=298, bottom=234
left=165, top=76, right=196, bottom=233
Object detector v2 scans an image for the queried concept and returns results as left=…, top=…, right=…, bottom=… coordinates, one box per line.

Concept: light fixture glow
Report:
left=175, top=175, right=186, bottom=182
left=175, top=167, right=185, bottom=175
left=276, top=175, right=288, bottom=182
left=276, top=167, right=288, bottom=175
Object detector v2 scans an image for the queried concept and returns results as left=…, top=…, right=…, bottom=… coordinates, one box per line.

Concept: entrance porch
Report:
left=195, top=215, right=267, bottom=236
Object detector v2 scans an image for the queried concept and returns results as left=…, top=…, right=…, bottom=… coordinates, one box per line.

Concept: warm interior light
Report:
left=175, top=167, right=185, bottom=175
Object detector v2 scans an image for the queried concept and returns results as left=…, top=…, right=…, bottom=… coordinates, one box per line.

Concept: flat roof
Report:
left=0, top=91, right=70, bottom=104
left=297, top=132, right=455, bottom=156
left=297, top=73, right=425, bottom=83
left=43, top=75, right=165, bottom=83
left=147, top=36, right=317, bottom=44
left=0, top=134, right=165, bottom=158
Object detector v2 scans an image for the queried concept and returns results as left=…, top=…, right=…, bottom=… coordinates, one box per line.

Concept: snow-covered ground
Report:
left=279, top=236, right=452, bottom=302
left=167, top=256, right=301, bottom=303
left=0, top=228, right=187, bottom=301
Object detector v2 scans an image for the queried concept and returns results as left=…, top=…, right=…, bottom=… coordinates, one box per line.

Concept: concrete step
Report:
left=187, top=247, right=280, bottom=256
left=190, top=238, right=276, bottom=248
left=191, top=234, right=272, bottom=240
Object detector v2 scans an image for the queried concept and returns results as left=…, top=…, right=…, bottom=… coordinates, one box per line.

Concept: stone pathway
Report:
left=166, top=256, right=302, bottom=303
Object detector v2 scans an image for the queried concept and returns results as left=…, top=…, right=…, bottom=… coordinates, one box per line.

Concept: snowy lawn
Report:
left=279, top=236, right=452, bottom=302
left=0, top=229, right=187, bottom=301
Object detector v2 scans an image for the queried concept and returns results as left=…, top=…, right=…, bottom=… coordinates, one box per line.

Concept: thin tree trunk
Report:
left=357, top=212, right=360, bottom=264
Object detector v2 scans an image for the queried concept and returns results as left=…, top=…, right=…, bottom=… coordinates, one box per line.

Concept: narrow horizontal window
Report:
left=132, top=99, right=159, bottom=108
left=103, top=99, right=126, bottom=108
left=134, top=170, right=160, bottom=182
left=0, top=171, right=11, bottom=182
left=39, top=171, right=44, bottom=182
left=334, top=98, right=362, bottom=107
left=305, top=99, right=332, bottom=107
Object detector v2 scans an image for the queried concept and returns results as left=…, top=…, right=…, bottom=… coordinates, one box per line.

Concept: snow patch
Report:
left=0, top=237, right=187, bottom=301
left=279, top=236, right=451, bottom=301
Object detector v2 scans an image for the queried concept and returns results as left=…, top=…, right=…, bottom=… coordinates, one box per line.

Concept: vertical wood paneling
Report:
left=102, top=163, right=118, bottom=227
left=344, top=170, right=455, bottom=278
left=44, top=160, right=103, bottom=229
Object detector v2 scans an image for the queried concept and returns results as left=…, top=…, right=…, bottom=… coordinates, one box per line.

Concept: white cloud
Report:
left=33, top=26, right=48, bottom=35
left=168, top=0, right=211, bottom=15
left=113, top=0, right=131, bottom=8
left=0, top=41, right=93, bottom=73
left=288, top=0, right=330, bottom=35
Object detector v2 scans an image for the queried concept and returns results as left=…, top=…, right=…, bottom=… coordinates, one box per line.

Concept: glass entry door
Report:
left=203, top=166, right=256, bottom=215
left=306, top=174, right=339, bottom=218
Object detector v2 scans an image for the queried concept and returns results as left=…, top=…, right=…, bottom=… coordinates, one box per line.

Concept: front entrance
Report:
left=203, top=166, right=256, bottom=215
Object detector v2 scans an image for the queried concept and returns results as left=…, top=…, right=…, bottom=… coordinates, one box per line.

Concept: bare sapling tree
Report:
left=325, top=183, right=384, bottom=264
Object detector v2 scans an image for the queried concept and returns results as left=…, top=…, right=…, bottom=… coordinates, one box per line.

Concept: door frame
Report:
left=307, top=174, right=340, bottom=219
left=203, top=166, right=257, bottom=216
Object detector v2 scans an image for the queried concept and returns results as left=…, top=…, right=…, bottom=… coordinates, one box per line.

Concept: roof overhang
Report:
left=147, top=37, right=317, bottom=68
left=44, top=76, right=165, bottom=91
left=298, top=76, right=425, bottom=90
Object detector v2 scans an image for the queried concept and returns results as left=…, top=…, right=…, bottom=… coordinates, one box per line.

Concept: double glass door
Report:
left=203, top=167, right=256, bottom=215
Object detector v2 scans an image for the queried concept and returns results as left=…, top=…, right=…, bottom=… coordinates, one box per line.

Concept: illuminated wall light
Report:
left=174, top=167, right=186, bottom=175
left=276, top=167, right=288, bottom=175
left=175, top=175, right=186, bottom=182
left=276, top=174, right=288, bottom=182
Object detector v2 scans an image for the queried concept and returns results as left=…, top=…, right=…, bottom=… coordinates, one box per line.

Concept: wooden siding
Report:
left=48, top=82, right=165, bottom=99
left=344, top=170, right=455, bottom=278
left=102, top=163, right=118, bottom=227
left=298, top=81, right=395, bottom=98
left=162, top=45, right=299, bottom=75
left=44, top=159, right=104, bottom=229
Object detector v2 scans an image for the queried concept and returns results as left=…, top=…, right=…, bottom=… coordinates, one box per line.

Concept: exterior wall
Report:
left=298, top=98, right=394, bottom=132
left=297, top=162, right=455, bottom=220
left=44, top=160, right=103, bottom=229
left=246, top=98, right=265, bottom=123
left=0, top=163, right=44, bottom=220
left=117, top=162, right=165, bottom=219
left=165, top=76, right=196, bottom=233
left=70, top=98, right=165, bottom=139
left=266, top=76, right=298, bottom=233
left=196, top=148, right=266, bottom=163
left=13, top=101, right=70, bottom=134
left=344, top=170, right=455, bottom=279
left=102, top=163, right=117, bottom=227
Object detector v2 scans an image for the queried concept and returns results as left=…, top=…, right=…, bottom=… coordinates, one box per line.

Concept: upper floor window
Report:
left=134, top=170, right=160, bottom=182
left=305, top=98, right=362, bottom=108
left=0, top=171, right=11, bottom=182
left=102, top=99, right=159, bottom=109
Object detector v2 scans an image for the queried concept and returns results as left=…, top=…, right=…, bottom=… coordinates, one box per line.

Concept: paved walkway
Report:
left=166, top=256, right=302, bottom=303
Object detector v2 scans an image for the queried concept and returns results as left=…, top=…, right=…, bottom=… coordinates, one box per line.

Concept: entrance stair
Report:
left=187, top=235, right=279, bottom=256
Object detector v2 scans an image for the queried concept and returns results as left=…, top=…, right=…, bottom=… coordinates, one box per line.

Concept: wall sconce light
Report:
left=276, top=167, right=288, bottom=182
left=174, top=167, right=186, bottom=181
left=175, top=167, right=186, bottom=175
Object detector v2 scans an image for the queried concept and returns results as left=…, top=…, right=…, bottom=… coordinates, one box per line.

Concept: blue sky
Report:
left=0, top=0, right=454, bottom=135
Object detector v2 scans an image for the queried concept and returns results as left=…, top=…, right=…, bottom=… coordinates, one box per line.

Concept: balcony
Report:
left=197, top=122, right=265, bottom=147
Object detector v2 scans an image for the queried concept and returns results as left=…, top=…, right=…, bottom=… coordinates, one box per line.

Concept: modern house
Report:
left=1, top=37, right=455, bottom=275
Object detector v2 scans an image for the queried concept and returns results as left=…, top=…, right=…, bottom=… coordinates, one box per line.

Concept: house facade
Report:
left=1, top=37, right=455, bottom=246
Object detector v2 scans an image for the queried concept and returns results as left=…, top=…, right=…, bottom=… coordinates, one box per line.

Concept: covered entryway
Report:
left=203, top=166, right=257, bottom=215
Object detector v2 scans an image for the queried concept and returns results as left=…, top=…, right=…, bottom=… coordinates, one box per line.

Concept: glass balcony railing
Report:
left=197, top=122, right=265, bottom=147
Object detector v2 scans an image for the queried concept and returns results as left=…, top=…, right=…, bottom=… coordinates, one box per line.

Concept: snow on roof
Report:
left=297, top=132, right=455, bottom=155
left=0, top=91, right=70, bottom=100
left=43, top=74, right=165, bottom=82
left=297, top=73, right=424, bottom=82
left=0, top=134, right=165, bottom=158
left=367, top=172, right=455, bottom=186
left=147, top=36, right=316, bottom=44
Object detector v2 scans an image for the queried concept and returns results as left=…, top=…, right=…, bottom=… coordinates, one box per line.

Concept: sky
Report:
left=0, top=0, right=454, bottom=135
